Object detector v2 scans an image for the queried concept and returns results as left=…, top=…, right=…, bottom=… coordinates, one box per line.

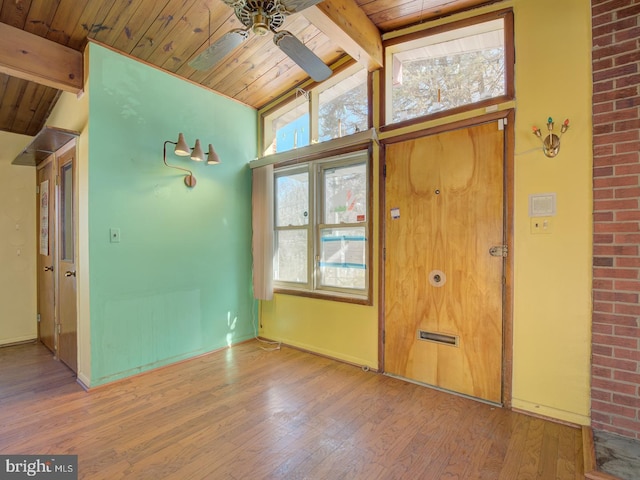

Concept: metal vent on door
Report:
left=418, top=330, right=459, bottom=347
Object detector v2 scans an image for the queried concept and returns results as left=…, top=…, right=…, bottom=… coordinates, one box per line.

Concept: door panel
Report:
left=384, top=122, right=504, bottom=403
left=37, top=160, right=55, bottom=352
left=57, top=147, right=77, bottom=373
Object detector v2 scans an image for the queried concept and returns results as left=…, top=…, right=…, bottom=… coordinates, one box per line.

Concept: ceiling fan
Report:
left=189, top=0, right=332, bottom=82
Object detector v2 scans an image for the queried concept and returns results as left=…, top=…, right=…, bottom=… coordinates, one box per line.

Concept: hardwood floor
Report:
left=0, top=341, right=584, bottom=479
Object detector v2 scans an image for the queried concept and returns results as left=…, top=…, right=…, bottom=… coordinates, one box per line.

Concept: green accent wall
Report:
left=88, top=44, right=257, bottom=385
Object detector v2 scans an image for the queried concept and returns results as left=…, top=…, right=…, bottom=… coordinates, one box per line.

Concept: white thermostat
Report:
left=529, top=193, right=556, bottom=217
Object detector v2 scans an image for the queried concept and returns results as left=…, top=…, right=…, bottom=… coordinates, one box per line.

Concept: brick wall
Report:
left=591, top=0, right=640, bottom=440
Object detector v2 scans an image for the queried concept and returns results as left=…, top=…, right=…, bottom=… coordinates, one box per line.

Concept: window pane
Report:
left=323, top=162, right=367, bottom=224
left=390, top=20, right=505, bottom=123
left=264, top=102, right=310, bottom=155
left=275, top=171, right=309, bottom=227
left=60, top=162, right=74, bottom=261
left=319, top=227, right=366, bottom=289
left=319, top=69, right=368, bottom=142
left=274, top=230, right=308, bottom=283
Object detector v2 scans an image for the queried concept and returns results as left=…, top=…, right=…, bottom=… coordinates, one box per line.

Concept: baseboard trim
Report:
left=512, top=407, right=582, bottom=429
left=84, top=338, right=256, bottom=391
left=260, top=337, right=379, bottom=373
left=0, top=338, right=37, bottom=348
left=582, top=426, right=622, bottom=480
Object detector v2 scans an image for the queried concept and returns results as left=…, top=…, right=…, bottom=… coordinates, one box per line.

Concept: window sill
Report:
left=249, top=129, right=377, bottom=169
left=273, top=287, right=372, bottom=306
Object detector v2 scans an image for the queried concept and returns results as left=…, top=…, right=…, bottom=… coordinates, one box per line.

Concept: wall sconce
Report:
left=163, top=133, right=221, bottom=188
left=532, top=117, right=569, bottom=158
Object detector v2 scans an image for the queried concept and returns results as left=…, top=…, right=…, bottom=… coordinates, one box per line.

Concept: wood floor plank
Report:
left=0, top=342, right=585, bottom=479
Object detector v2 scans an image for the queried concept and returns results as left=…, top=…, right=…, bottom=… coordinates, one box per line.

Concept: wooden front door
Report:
left=37, top=158, right=56, bottom=352
left=56, top=146, right=77, bottom=373
left=384, top=121, right=505, bottom=403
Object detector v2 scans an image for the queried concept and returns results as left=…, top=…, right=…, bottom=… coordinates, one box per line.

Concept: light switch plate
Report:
left=110, top=228, right=121, bottom=243
left=531, top=217, right=553, bottom=234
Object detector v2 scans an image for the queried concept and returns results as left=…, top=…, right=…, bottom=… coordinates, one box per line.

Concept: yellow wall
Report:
left=261, top=0, right=593, bottom=425
left=510, top=0, right=592, bottom=425
left=0, top=132, right=37, bottom=345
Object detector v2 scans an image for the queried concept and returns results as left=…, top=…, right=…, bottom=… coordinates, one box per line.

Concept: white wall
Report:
left=0, top=131, right=37, bottom=345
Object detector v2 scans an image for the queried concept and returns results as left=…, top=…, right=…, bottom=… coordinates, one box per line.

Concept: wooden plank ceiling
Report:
left=0, top=0, right=495, bottom=136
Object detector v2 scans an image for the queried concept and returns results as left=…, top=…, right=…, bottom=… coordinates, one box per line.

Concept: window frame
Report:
left=273, top=148, right=373, bottom=305
left=263, top=94, right=310, bottom=157
left=316, top=67, right=370, bottom=143
left=259, top=61, right=371, bottom=157
left=381, top=9, right=514, bottom=133
left=273, top=165, right=313, bottom=290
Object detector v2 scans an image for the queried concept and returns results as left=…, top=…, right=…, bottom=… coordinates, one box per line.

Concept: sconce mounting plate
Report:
left=184, top=175, right=197, bottom=188
left=542, top=133, right=561, bottom=158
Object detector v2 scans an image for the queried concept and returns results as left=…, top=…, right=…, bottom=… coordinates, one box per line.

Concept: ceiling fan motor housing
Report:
left=236, top=0, right=286, bottom=33
left=194, top=0, right=332, bottom=82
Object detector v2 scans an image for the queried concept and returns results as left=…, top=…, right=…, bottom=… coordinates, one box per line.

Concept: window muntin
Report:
left=273, top=152, right=369, bottom=300
left=318, top=69, right=368, bottom=142
left=386, top=18, right=505, bottom=124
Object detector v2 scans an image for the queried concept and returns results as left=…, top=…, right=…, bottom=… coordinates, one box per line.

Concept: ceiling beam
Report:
left=0, top=22, right=83, bottom=94
left=303, top=0, right=383, bottom=72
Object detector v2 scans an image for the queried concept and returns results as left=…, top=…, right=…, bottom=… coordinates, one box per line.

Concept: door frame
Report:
left=34, top=139, right=78, bottom=372
left=378, top=109, right=515, bottom=407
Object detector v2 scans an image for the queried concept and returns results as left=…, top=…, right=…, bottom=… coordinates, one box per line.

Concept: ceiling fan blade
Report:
left=279, top=0, right=325, bottom=13
left=273, top=31, right=332, bottom=82
left=189, top=29, right=249, bottom=71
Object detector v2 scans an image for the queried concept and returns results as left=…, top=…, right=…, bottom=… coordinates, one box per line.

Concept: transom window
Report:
left=262, top=64, right=369, bottom=156
left=385, top=16, right=509, bottom=125
left=273, top=151, right=370, bottom=301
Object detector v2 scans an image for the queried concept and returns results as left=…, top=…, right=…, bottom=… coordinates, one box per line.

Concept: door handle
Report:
left=65, top=270, right=76, bottom=277
left=44, top=266, right=54, bottom=272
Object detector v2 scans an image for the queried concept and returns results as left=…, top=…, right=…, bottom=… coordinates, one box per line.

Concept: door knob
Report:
left=44, top=266, right=54, bottom=272
left=65, top=270, right=76, bottom=277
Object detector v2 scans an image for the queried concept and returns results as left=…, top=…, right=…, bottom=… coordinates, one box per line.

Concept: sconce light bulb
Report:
left=548, top=117, right=553, bottom=124
left=564, top=118, right=570, bottom=126
left=532, top=126, right=541, bottom=138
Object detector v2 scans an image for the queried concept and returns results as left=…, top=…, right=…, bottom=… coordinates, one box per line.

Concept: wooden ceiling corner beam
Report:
left=0, top=23, right=83, bottom=94
left=303, top=0, right=383, bottom=72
